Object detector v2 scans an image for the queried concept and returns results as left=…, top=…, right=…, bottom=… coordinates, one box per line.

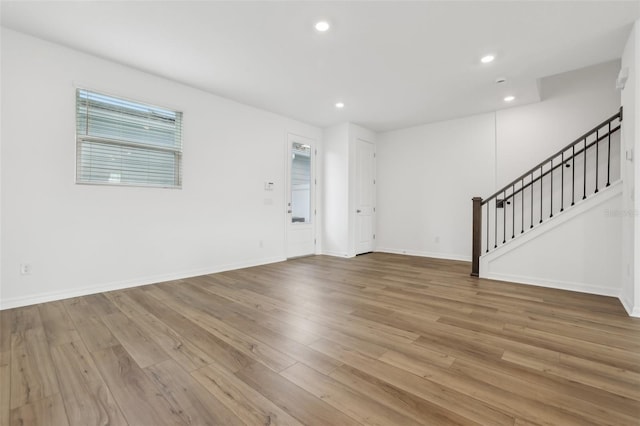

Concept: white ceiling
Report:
left=1, top=1, right=639, bottom=132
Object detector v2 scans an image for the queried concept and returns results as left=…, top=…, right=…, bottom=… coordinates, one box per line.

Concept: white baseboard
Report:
left=482, top=271, right=620, bottom=298
left=321, top=250, right=353, bottom=258
left=0, top=256, right=286, bottom=310
left=619, top=294, right=640, bottom=317
left=375, top=247, right=471, bottom=262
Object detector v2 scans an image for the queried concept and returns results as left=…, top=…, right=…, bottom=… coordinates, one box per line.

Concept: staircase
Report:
left=471, top=108, right=623, bottom=277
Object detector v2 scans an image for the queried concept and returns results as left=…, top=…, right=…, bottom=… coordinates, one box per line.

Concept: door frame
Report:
left=285, top=133, right=317, bottom=258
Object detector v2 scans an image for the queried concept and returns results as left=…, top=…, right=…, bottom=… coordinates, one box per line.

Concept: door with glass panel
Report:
left=286, top=135, right=316, bottom=258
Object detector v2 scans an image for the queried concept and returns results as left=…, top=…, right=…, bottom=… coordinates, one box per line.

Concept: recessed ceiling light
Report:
left=481, top=55, right=495, bottom=64
left=315, top=21, right=330, bottom=32
left=335, top=102, right=345, bottom=108
left=504, top=95, right=515, bottom=102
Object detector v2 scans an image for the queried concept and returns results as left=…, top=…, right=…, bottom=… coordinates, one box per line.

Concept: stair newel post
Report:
left=471, top=196, right=483, bottom=277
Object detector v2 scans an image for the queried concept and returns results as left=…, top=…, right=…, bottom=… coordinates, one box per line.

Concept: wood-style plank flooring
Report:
left=1, top=253, right=639, bottom=425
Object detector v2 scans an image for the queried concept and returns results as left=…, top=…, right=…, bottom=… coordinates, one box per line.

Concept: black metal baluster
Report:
left=486, top=203, right=489, bottom=253
left=560, top=151, right=564, bottom=212
left=572, top=145, right=575, bottom=206
left=539, top=165, right=543, bottom=224
left=530, top=172, right=534, bottom=229
left=607, top=121, right=611, bottom=187
left=512, top=184, right=515, bottom=238
left=521, top=178, right=524, bottom=233
left=550, top=158, right=553, bottom=218
left=583, top=138, right=587, bottom=200
left=503, top=190, right=506, bottom=244
left=595, top=129, right=599, bottom=193
left=494, top=198, right=497, bottom=249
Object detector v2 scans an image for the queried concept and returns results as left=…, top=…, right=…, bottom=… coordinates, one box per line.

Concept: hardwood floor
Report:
left=1, top=253, right=639, bottom=425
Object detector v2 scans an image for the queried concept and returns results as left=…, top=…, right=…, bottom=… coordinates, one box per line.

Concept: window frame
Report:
left=75, top=88, right=184, bottom=189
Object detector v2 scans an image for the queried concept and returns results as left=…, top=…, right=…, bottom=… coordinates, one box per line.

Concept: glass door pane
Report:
left=291, top=142, right=311, bottom=224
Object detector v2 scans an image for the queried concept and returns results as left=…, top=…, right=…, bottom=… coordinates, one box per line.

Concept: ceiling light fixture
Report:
left=481, top=55, right=495, bottom=64
left=335, top=102, right=345, bottom=108
left=504, top=95, right=515, bottom=102
left=315, top=21, right=330, bottom=32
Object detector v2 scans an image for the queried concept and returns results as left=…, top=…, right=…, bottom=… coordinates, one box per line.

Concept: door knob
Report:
left=356, top=209, right=362, bottom=213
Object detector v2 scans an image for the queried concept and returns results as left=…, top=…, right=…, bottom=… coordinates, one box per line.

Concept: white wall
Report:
left=629, top=19, right=640, bottom=317
left=0, top=28, right=321, bottom=309
left=620, top=20, right=640, bottom=317
left=322, top=123, right=350, bottom=256
left=377, top=113, right=496, bottom=260
left=496, top=60, right=622, bottom=187
left=620, top=23, right=636, bottom=314
left=481, top=182, right=623, bottom=296
left=377, top=61, right=621, bottom=262
left=635, top=21, right=640, bottom=318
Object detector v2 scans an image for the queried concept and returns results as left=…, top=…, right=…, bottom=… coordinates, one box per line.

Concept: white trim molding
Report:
left=321, top=250, right=354, bottom=258
left=620, top=294, right=640, bottom=317
left=376, top=247, right=471, bottom=262
left=482, top=272, right=620, bottom=298
left=0, top=256, right=286, bottom=310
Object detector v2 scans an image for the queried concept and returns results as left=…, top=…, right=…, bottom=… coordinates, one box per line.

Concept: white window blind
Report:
left=76, top=89, right=183, bottom=188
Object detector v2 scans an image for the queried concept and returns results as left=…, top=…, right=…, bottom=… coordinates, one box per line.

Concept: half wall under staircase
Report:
left=471, top=108, right=624, bottom=296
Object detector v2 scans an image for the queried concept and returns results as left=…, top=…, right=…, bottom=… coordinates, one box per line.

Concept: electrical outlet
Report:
left=20, top=263, right=32, bottom=275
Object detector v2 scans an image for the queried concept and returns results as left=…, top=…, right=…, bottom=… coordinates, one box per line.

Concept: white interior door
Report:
left=356, top=138, right=375, bottom=254
left=286, top=134, right=316, bottom=258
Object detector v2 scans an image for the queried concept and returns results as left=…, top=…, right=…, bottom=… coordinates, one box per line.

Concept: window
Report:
left=76, top=89, right=183, bottom=188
